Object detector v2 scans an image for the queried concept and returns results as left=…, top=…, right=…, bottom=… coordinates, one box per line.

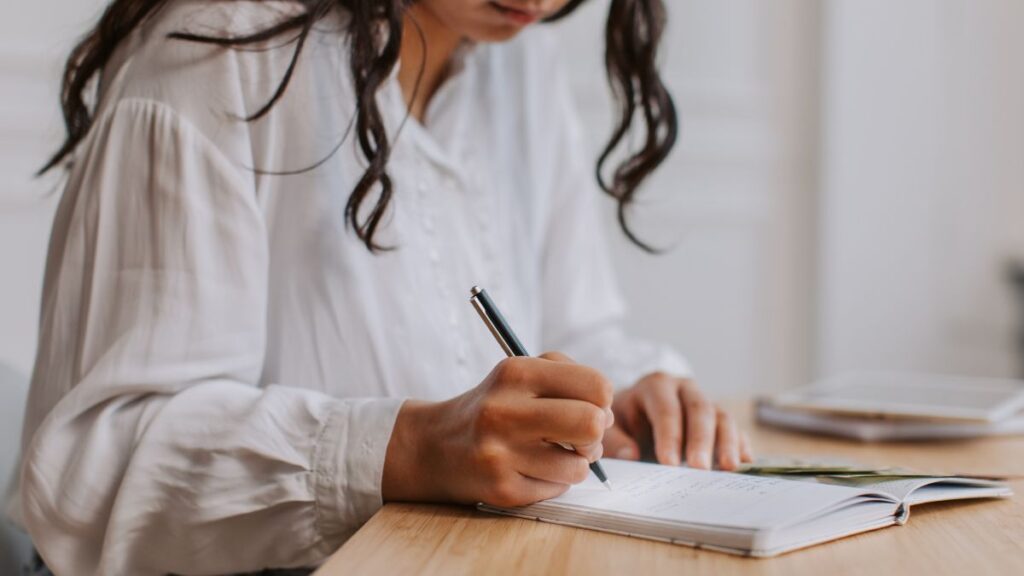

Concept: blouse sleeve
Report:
left=17, top=98, right=403, bottom=575
left=537, top=64, right=693, bottom=389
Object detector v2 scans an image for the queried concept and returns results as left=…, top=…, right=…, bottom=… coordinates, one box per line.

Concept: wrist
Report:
left=382, top=399, right=446, bottom=503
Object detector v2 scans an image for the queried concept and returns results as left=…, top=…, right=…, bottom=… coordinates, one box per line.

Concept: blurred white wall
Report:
left=1, top=0, right=1022, bottom=398
left=819, top=0, right=1024, bottom=379
left=0, top=3, right=98, bottom=376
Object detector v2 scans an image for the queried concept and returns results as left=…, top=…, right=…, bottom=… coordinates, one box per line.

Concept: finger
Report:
left=535, top=352, right=606, bottom=430
left=739, top=432, right=755, bottom=463
left=602, top=425, right=641, bottom=460
left=515, top=357, right=614, bottom=408
left=538, top=351, right=575, bottom=364
left=517, top=476, right=572, bottom=504
left=615, top=390, right=654, bottom=458
left=714, top=407, right=741, bottom=471
left=486, top=475, right=569, bottom=508
left=506, top=398, right=610, bottom=446
left=681, top=384, right=716, bottom=470
left=515, top=443, right=592, bottom=486
left=572, top=440, right=604, bottom=463
left=640, top=378, right=683, bottom=466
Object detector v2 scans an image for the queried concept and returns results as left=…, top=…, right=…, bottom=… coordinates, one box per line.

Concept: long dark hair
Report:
left=41, top=0, right=677, bottom=252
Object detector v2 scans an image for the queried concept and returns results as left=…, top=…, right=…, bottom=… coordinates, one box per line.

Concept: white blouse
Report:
left=11, top=1, right=690, bottom=574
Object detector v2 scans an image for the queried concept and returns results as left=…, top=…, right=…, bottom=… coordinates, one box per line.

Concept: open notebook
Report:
left=479, top=459, right=1012, bottom=557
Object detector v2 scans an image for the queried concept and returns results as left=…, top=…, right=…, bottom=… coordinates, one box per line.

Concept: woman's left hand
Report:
left=603, top=373, right=753, bottom=470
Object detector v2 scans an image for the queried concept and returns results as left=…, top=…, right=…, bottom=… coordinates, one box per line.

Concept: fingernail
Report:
left=604, top=408, right=614, bottom=429
left=616, top=447, right=636, bottom=460
left=668, top=452, right=681, bottom=466
left=696, top=455, right=711, bottom=469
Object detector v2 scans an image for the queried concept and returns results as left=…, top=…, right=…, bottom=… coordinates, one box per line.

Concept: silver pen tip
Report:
left=602, top=480, right=613, bottom=491
left=470, top=286, right=483, bottom=297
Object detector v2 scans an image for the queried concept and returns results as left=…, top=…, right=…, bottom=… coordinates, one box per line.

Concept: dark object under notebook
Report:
left=1011, top=262, right=1024, bottom=378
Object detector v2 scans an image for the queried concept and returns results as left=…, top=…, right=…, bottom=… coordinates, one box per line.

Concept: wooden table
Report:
left=315, top=401, right=1024, bottom=575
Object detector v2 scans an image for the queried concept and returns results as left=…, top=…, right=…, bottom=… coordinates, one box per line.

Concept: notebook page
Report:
left=530, top=459, right=891, bottom=531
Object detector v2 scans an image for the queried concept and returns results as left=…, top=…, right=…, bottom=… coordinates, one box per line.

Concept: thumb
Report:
left=603, top=425, right=641, bottom=461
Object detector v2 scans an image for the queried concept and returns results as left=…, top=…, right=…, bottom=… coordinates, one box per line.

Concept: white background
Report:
left=2, top=1, right=1023, bottom=399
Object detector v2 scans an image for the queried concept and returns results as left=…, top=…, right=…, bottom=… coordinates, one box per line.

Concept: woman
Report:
left=13, top=0, right=752, bottom=574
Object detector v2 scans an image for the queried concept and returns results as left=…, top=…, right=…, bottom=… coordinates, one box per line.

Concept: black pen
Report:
left=469, top=286, right=613, bottom=490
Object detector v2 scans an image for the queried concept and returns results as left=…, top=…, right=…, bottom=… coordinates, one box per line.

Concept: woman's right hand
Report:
left=382, top=352, right=614, bottom=507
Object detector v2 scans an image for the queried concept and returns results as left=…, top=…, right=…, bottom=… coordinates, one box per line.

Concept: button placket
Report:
left=419, top=157, right=474, bottom=377
left=444, top=166, right=479, bottom=375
